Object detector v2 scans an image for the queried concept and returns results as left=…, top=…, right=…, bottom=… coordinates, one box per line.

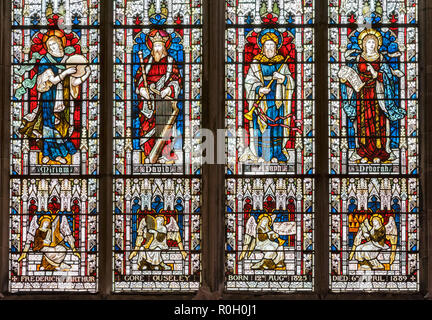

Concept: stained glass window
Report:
left=9, top=0, right=100, bottom=292
left=225, top=0, right=315, bottom=291
left=5, top=0, right=427, bottom=298
left=328, top=0, right=419, bottom=291
left=112, top=0, right=202, bottom=292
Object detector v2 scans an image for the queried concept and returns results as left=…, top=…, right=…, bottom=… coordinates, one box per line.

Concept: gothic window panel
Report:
left=328, top=0, right=418, bottom=175
left=9, top=0, right=100, bottom=293
left=330, top=178, right=419, bottom=291
left=328, top=0, right=420, bottom=292
left=112, top=0, right=202, bottom=292
left=113, top=178, right=201, bottom=292
left=224, top=0, right=315, bottom=292
left=11, top=0, right=100, bottom=176
left=9, top=179, right=99, bottom=292
left=226, top=0, right=315, bottom=176
left=113, top=0, right=202, bottom=176
left=226, top=178, right=314, bottom=291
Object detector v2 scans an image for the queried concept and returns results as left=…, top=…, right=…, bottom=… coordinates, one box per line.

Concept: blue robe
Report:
left=252, top=63, right=289, bottom=162
left=37, top=54, right=77, bottom=161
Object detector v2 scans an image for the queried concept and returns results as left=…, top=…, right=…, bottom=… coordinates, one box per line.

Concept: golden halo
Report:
left=371, top=214, right=384, bottom=225
left=358, top=28, right=383, bottom=48
left=145, top=29, right=172, bottom=50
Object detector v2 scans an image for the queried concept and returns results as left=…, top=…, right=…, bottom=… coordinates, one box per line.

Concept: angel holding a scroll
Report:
left=349, top=214, right=398, bottom=270
left=338, top=29, right=406, bottom=164
left=128, top=215, right=187, bottom=271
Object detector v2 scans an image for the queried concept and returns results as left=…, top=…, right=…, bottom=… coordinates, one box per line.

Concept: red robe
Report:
left=135, top=55, right=181, bottom=158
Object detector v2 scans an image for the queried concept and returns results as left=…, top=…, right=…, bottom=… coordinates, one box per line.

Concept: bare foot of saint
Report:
left=55, top=156, right=67, bottom=164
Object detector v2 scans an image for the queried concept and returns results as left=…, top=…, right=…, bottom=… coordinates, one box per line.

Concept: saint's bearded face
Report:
left=151, top=42, right=168, bottom=62
left=263, top=40, right=277, bottom=59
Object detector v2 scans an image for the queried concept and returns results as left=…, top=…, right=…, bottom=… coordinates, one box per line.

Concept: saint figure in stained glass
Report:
left=10, top=0, right=99, bottom=292
left=17, top=14, right=91, bottom=165
left=242, top=29, right=300, bottom=163
left=226, top=0, right=314, bottom=176
left=133, top=29, right=182, bottom=164
left=113, top=0, right=201, bottom=292
left=338, top=28, right=406, bottom=164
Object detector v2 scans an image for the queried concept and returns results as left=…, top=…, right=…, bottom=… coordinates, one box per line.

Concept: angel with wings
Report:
left=128, top=215, right=187, bottom=271
left=239, top=214, right=295, bottom=270
left=18, top=214, right=80, bottom=271
left=349, top=214, right=398, bottom=270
